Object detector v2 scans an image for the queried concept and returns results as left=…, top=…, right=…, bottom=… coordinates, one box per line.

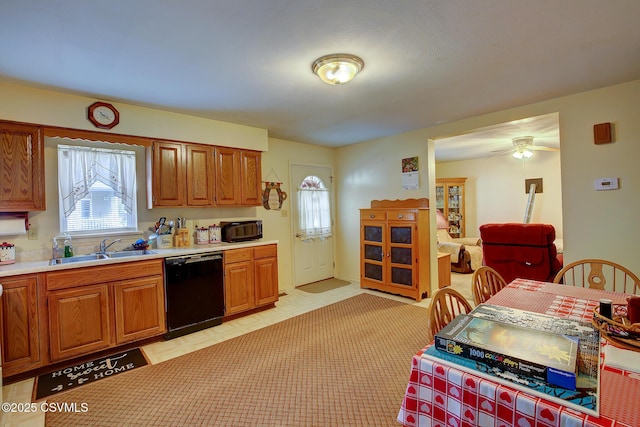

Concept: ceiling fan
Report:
left=494, top=136, right=560, bottom=159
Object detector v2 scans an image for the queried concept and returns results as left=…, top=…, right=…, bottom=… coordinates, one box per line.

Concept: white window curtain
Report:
left=58, top=144, right=136, bottom=218
left=298, top=175, right=331, bottom=240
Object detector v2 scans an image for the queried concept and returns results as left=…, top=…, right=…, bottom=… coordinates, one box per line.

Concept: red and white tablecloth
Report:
left=397, top=279, right=639, bottom=427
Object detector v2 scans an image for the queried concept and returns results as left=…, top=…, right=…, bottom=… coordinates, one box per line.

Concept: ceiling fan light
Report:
left=312, top=54, right=364, bottom=85
left=513, top=149, right=533, bottom=159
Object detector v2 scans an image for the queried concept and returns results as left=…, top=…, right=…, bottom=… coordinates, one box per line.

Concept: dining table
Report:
left=397, top=278, right=639, bottom=427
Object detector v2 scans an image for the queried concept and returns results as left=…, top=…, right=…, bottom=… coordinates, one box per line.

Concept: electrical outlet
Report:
left=28, top=226, right=38, bottom=240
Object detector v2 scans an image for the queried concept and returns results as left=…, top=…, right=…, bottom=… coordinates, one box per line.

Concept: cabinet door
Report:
left=215, top=147, right=241, bottom=205
left=387, top=222, right=416, bottom=288
left=186, top=144, right=215, bottom=207
left=48, top=284, right=111, bottom=362
left=224, top=260, right=254, bottom=315
left=0, top=122, right=45, bottom=211
left=240, top=150, right=262, bottom=206
left=446, top=183, right=464, bottom=237
left=0, top=275, right=41, bottom=376
left=254, top=257, right=278, bottom=307
left=152, top=141, right=186, bottom=207
left=113, top=276, right=166, bottom=344
left=361, top=221, right=387, bottom=284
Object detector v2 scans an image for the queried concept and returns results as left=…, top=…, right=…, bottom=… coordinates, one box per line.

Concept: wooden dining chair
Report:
left=427, top=288, right=473, bottom=341
left=472, top=266, right=508, bottom=305
left=553, top=258, right=640, bottom=294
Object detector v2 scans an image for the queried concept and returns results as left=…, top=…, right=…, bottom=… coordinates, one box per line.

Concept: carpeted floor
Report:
left=46, top=293, right=428, bottom=427
left=296, top=277, right=352, bottom=293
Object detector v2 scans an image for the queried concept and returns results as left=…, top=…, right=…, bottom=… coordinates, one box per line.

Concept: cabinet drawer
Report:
left=388, top=210, right=416, bottom=221
left=46, top=259, right=163, bottom=291
left=224, top=248, right=252, bottom=264
left=360, top=210, right=386, bottom=221
left=253, top=244, right=277, bottom=259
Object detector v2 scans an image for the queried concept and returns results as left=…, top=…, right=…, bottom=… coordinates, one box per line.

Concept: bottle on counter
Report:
left=53, top=233, right=71, bottom=259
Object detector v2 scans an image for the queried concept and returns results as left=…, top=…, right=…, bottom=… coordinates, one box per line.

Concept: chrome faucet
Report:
left=100, top=238, right=121, bottom=253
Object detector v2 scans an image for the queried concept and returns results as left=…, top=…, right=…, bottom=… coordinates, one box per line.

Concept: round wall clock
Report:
left=88, top=102, right=119, bottom=129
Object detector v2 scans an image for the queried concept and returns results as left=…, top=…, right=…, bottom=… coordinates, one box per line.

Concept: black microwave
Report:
left=220, top=220, right=263, bottom=243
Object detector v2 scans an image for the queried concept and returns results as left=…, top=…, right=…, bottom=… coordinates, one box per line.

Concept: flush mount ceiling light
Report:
left=312, top=54, right=364, bottom=85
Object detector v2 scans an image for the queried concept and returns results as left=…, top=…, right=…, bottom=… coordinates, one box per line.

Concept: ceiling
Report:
left=1, top=1, right=640, bottom=158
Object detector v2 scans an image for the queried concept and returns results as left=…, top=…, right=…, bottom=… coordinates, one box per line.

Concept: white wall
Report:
left=336, top=79, right=640, bottom=290
left=436, top=150, right=563, bottom=238
left=335, top=132, right=432, bottom=283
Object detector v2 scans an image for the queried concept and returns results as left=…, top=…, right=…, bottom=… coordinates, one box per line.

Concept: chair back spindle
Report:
left=553, top=258, right=640, bottom=294
left=472, top=266, right=507, bottom=304
left=427, top=288, right=472, bottom=341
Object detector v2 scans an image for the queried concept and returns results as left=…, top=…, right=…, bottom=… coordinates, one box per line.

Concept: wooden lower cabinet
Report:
left=48, top=284, right=111, bottom=362
left=46, top=260, right=165, bottom=363
left=223, top=247, right=254, bottom=315
left=254, top=245, right=278, bottom=307
left=0, top=274, right=42, bottom=376
left=113, top=276, right=165, bottom=344
left=224, top=244, right=278, bottom=316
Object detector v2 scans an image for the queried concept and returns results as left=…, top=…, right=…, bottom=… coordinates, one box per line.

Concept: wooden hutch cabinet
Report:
left=0, top=121, right=45, bottom=211
left=435, top=177, right=466, bottom=238
left=360, top=199, right=430, bottom=301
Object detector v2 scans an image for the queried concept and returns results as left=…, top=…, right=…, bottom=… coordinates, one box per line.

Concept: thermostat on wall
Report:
left=594, top=177, right=619, bottom=190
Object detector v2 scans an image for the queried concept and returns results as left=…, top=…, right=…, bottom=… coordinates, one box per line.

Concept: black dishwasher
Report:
left=164, top=252, right=224, bottom=339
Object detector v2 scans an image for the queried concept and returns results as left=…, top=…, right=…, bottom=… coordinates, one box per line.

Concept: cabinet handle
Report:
left=369, top=214, right=375, bottom=218
left=397, top=214, right=404, bottom=219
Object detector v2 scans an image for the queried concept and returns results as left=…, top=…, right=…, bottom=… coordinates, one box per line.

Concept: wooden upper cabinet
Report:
left=215, top=147, right=241, bottom=206
left=186, top=144, right=215, bottom=206
left=216, top=147, right=262, bottom=206
left=150, top=141, right=216, bottom=208
left=241, top=150, right=262, bottom=206
left=149, top=141, right=261, bottom=208
left=0, top=122, right=45, bottom=211
left=151, top=141, right=186, bottom=207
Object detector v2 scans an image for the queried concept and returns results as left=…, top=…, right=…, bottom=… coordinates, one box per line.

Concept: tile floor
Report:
left=0, top=273, right=473, bottom=427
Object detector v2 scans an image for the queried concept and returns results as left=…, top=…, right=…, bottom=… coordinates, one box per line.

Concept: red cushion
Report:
left=480, top=223, right=562, bottom=283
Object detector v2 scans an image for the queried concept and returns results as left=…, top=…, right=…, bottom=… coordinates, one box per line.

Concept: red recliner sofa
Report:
left=479, top=223, right=563, bottom=284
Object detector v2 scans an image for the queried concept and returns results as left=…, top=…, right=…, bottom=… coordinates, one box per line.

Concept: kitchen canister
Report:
left=0, top=242, right=16, bottom=265
left=157, top=234, right=173, bottom=249
left=209, top=224, right=221, bottom=244
left=196, top=227, right=209, bottom=245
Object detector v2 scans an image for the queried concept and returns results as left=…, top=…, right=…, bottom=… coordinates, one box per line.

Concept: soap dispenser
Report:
left=53, top=233, right=72, bottom=259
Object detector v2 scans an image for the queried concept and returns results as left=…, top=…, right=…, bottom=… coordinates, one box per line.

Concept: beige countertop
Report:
left=0, top=239, right=279, bottom=278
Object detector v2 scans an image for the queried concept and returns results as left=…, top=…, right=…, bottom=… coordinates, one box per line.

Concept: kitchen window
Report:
left=58, top=144, right=138, bottom=234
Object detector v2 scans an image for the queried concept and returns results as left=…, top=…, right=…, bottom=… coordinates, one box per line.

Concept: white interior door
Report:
left=291, top=164, right=334, bottom=286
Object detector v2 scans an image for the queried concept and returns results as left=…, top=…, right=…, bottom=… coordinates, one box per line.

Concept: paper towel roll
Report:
left=0, top=218, right=27, bottom=236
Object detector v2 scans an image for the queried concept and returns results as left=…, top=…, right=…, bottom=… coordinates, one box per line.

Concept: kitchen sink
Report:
left=104, top=249, right=157, bottom=258
left=50, top=253, right=110, bottom=265
left=50, top=250, right=157, bottom=265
